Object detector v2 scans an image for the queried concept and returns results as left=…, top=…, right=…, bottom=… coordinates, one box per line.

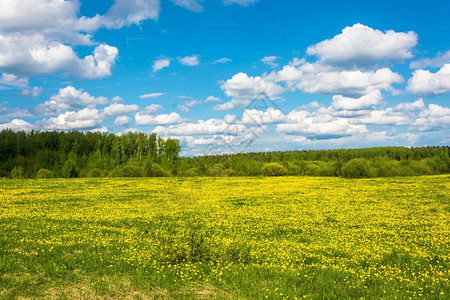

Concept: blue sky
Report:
left=0, top=0, right=449, bottom=155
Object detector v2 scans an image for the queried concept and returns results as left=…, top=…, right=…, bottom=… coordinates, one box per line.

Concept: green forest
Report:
left=1, top=129, right=449, bottom=179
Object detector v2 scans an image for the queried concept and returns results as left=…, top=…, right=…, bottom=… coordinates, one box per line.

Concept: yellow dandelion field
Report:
left=0, top=176, right=449, bottom=299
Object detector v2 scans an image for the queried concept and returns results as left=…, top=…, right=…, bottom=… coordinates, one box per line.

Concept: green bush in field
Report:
left=35, top=168, right=54, bottom=179
left=262, top=162, right=288, bottom=176
left=341, top=158, right=376, bottom=178
left=10, top=166, right=24, bottom=179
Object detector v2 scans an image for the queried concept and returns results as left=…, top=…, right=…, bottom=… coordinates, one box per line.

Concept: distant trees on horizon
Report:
left=0, top=129, right=449, bottom=179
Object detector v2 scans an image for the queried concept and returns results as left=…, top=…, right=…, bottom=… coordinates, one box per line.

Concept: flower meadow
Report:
left=0, top=176, right=449, bottom=299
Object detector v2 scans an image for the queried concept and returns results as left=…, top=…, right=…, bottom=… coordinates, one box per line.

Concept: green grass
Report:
left=0, top=176, right=449, bottom=299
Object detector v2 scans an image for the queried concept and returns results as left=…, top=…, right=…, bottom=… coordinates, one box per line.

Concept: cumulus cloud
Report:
left=178, top=55, right=200, bottom=66
left=114, top=115, right=132, bottom=126
left=331, top=90, right=383, bottom=111
left=139, top=92, right=167, bottom=99
left=306, top=23, right=417, bottom=68
left=170, top=0, right=203, bottom=12
left=393, top=98, right=425, bottom=112
left=103, top=103, right=139, bottom=117
left=276, top=108, right=368, bottom=139
left=0, top=0, right=147, bottom=79
left=33, top=86, right=108, bottom=115
left=221, top=72, right=284, bottom=100
left=407, top=64, right=450, bottom=97
left=413, top=104, right=450, bottom=131
left=351, top=109, right=412, bottom=126
left=410, top=50, right=450, bottom=69
left=0, top=119, right=35, bottom=131
left=261, top=56, right=280, bottom=68
left=294, top=67, right=403, bottom=97
left=38, top=107, right=103, bottom=130
left=153, top=118, right=265, bottom=136
left=152, top=58, right=171, bottom=72
left=242, top=108, right=285, bottom=124
left=135, top=112, right=183, bottom=125
left=140, top=104, right=165, bottom=114
left=213, top=99, right=252, bottom=111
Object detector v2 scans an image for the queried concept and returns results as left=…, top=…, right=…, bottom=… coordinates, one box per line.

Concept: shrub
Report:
left=35, top=168, right=54, bottom=179
left=261, top=162, right=288, bottom=176
left=11, top=166, right=25, bottom=179
left=341, top=158, right=376, bottom=178
left=147, top=163, right=170, bottom=177
left=87, top=168, right=103, bottom=177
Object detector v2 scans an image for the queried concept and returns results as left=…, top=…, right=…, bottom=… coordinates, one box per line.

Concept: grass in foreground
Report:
left=0, top=176, right=449, bottom=299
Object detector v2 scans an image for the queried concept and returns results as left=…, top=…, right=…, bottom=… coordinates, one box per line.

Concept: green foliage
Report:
left=62, top=159, right=77, bottom=178
left=341, top=158, right=376, bottom=178
left=262, top=162, right=288, bottom=176
left=0, top=130, right=180, bottom=178
left=0, top=129, right=448, bottom=178
left=10, top=166, right=24, bottom=179
left=35, top=168, right=54, bottom=178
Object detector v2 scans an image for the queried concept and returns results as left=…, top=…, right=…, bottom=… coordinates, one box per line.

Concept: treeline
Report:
left=176, top=146, right=450, bottom=178
left=0, top=130, right=180, bottom=178
left=0, top=130, right=449, bottom=178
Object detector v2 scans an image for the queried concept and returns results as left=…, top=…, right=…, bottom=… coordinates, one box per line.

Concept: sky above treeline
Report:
left=0, top=0, right=449, bottom=156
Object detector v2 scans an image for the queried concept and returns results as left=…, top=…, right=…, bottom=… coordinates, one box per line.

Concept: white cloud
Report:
left=178, top=55, right=200, bottom=66
left=306, top=23, right=417, bottom=68
left=242, top=108, right=285, bottom=124
left=294, top=67, right=403, bottom=97
left=75, top=44, right=119, bottom=79
left=135, top=112, right=183, bottom=125
left=0, top=73, right=29, bottom=89
left=410, top=50, right=450, bottom=69
left=296, top=101, right=321, bottom=111
left=140, top=104, right=165, bottom=114
left=178, top=100, right=203, bottom=113
left=96, top=0, right=160, bottom=29
left=0, top=0, right=130, bottom=79
left=170, top=0, right=203, bottom=12
left=221, top=72, right=284, bottom=100
left=33, top=86, right=108, bottom=115
left=223, top=0, right=259, bottom=6
left=152, top=58, right=171, bottom=72
left=413, top=104, right=450, bottom=131
left=276, top=108, right=368, bottom=138
left=177, top=96, right=221, bottom=112
left=205, top=96, right=221, bottom=102
left=352, top=109, right=412, bottom=126
left=139, top=92, right=167, bottom=99
left=0, top=119, right=35, bottom=131
left=38, top=107, right=103, bottom=130
left=213, top=99, right=251, bottom=111
left=261, top=56, right=280, bottom=68
left=18, top=87, right=43, bottom=98
left=111, top=96, right=124, bottom=103
left=393, top=99, right=425, bottom=112
left=114, top=115, right=132, bottom=126
left=331, top=90, right=383, bottom=111
left=153, top=118, right=264, bottom=136
left=407, top=64, right=450, bottom=97
left=103, top=103, right=139, bottom=117
left=212, top=57, right=232, bottom=64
